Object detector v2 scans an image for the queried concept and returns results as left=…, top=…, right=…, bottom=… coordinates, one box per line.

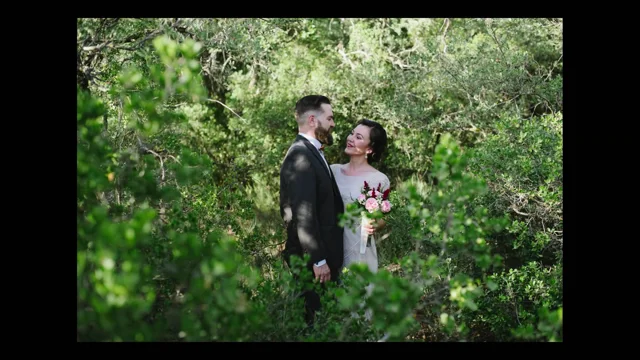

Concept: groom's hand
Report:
left=313, top=263, right=331, bottom=283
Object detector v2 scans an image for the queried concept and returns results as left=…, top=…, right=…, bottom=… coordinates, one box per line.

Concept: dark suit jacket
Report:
left=280, top=135, right=344, bottom=278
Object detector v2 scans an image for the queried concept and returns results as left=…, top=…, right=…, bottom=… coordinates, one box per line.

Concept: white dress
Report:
left=331, top=163, right=391, bottom=274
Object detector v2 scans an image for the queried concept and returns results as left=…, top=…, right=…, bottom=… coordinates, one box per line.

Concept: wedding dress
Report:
left=330, top=163, right=391, bottom=274
left=331, top=163, right=391, bottom=324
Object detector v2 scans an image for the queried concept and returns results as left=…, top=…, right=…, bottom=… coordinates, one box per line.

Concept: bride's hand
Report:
left=364, top=218, right=386, bottom=235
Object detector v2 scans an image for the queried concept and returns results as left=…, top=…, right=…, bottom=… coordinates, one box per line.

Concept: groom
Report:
left=279, top=95, right=344, bottom=327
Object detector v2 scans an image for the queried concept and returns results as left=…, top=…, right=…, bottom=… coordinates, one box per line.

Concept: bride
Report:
left=330, top=119, right=390, bottom=275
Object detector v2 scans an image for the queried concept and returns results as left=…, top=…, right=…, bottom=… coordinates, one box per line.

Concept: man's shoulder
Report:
left=283, top=138, right=312, bottom=161
left=288, top=137, right=311, bottom=151
left=292, top=136, right=309, bottom=146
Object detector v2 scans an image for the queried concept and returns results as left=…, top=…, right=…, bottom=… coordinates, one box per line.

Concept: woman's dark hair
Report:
left=356, top=118, right=387, bottom=163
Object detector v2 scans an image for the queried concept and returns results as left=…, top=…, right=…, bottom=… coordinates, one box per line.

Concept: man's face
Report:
left=313, top=103, right=335, bottom=145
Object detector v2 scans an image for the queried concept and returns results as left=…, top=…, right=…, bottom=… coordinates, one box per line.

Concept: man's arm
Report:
left=283, top=148, right=327, bottom=265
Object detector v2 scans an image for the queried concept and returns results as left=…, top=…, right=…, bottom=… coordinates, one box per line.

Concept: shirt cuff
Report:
left=314, top=259, right=327, bottom=267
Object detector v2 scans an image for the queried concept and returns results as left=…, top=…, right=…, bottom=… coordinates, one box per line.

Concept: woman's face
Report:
left=345, top=124, right=372, bottom=158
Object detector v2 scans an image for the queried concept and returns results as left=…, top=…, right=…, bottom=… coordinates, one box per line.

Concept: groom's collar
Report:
left=298, top=133, right=323, bottom=151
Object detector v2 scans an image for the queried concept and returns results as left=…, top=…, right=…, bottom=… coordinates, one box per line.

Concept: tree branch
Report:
left=146, top=149, right=165, bottom=181
left=487, top=20, right=506, bottom=60
left=510, top=206, right=530, bottom=216
left=440, top=18, right=450, bottom=54
left=117, top=29, right=164, bottom=51
left=206, top=98, right=248, bottom=123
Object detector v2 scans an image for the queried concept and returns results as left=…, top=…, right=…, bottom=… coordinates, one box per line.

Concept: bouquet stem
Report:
left=360, top=214, right=371, bottom=255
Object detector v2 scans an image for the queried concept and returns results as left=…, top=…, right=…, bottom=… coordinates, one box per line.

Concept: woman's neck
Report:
left=347, top=155, right=370, bottom=173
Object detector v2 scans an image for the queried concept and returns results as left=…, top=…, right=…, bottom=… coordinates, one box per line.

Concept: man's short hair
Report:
left=295, top=95, right=331, bottom=123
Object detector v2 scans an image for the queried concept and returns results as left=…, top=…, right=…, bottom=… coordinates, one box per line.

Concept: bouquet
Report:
left=354, top=180, right=392, bottom=254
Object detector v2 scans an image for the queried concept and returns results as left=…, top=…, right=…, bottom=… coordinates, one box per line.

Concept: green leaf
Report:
left=464, top=298, right=478, bottom=311
left=487, top=280, right=498, bottom=291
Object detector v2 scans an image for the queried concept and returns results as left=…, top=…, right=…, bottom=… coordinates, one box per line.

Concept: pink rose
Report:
left=357, top=194, right=366, bottom=205
left=381, top=200, right=392, bottom=213
left=365, top=197, right=379, bottom=213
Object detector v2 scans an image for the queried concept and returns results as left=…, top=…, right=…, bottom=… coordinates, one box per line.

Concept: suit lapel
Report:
left=295, top=135, right=344, bottom=214
left=297, top=135, right=332, bottom=180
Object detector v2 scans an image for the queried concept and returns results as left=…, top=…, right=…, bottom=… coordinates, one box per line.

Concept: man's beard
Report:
left=315, top=126, right=334, bottom=146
